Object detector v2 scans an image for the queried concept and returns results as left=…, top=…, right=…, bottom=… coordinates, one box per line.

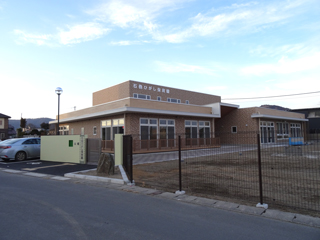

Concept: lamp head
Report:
left=55, top=87, right=63, bottom=95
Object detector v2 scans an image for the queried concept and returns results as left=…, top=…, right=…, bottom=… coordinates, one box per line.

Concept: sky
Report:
left=1, top=0, right=319, bottom=120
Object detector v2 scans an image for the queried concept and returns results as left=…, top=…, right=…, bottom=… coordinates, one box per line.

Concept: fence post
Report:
left=175, top=135, right=185, bottom=195
left=129, top=136, right=133, bottom=184
left=256, top=133, right=268, bottom=209
left=179, top=135, right=182, bottom=191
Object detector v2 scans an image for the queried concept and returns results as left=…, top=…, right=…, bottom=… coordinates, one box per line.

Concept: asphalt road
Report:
left=1, top=171, right=319, bottom=240
left=0, top=159, right=96, bottom=176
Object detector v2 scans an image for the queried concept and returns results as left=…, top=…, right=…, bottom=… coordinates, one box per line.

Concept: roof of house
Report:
left=0, top=113, right=11, bottom=118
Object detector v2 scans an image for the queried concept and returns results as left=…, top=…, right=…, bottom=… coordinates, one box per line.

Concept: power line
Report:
left=222, top=91, right=320, bottom=100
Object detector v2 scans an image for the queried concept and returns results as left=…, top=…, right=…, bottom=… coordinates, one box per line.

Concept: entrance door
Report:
left=260, top=121, right=275, bottom=143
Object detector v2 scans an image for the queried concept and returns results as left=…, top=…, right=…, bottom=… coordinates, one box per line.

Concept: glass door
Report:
left=260, top=121, right=275, bottom=143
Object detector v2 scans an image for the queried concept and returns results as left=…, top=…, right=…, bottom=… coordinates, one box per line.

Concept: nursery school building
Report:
left=50, top=80, right=308, bottom=152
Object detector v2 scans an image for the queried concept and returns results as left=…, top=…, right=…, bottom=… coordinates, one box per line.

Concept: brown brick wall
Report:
left=215, top=107, right=306, bottom=144
left=92, top=80, right=221, bottom=106
left=58, top=114, right=125, bottom=139
left=129, top=98, right=213, bottom=114
left=92, top=82, right=131, bottom=106
left=216, top=108, right=259, bottom=133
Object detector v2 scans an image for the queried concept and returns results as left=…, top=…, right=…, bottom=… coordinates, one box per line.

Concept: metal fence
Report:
left=132, top=131, right=320, bottom=216
left=101, top=140, right=114, bottom=152
left=86, top=138, right=101, bottom=164
left=131, top=133, right=220, bottom=153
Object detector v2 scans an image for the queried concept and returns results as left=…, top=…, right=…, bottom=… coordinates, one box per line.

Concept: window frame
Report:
left=140, top=118, right=158, bottom=141
left=59, top=125, right=69, bottom=135
left=167, top=98, right=181, bottom=104
left=101, top=118, right=124, bottom=140
left=133, top=93, right=151, bottom=100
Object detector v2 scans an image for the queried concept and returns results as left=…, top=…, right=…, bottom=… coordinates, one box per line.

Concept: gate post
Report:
left=115, top=134, right=123, bottom=166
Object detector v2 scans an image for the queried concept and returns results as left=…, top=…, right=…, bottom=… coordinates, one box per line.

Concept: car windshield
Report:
left=0, top=139, right=21, bottom=145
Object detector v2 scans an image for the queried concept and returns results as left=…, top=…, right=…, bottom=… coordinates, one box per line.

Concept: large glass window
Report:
left=159, top=119, right=175, bottom=147
left=140, top=118, right=157, bottom=140
left=101, top=120, right=111, bottom=140
left=59, top=125, right=69, bottom=135
left=140, top=118, right=157, bottom=148
left=199, top=121, right=210, bottom=138
left=260, top=121, right=275, bottom=144
left=101, top=118, right=124, bottom=140
left=112, top=119, right=124, bottom=140
left=290, top=123, right=301, bottom=137
left=185, top=121, right=198, bottom=146
left=276, top=122, right=289, bottom=139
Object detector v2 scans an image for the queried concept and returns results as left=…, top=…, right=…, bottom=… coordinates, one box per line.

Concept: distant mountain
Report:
left=260, top=105, right=291, bottom=111
left=9, top=118, right=55, bottom=130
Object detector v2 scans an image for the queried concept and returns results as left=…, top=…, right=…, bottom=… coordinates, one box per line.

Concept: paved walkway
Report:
left=133, top=144, right=261, bottom=165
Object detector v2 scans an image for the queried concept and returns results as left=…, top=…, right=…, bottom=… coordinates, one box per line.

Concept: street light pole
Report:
left=55, top=87, right=63, bottom=135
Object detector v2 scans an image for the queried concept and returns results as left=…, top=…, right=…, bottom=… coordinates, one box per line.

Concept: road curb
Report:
left=64, top=171, right=125, bottom=185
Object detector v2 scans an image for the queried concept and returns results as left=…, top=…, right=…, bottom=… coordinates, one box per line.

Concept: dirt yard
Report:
left=133, top=142, right=320, bottom=217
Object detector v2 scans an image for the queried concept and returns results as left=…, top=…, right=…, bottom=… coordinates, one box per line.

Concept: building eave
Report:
left=251, top=114, right=308, bottom=122
left=220, top=102, right=240, bottom=108
left=49, top=107, right=220, bottom=124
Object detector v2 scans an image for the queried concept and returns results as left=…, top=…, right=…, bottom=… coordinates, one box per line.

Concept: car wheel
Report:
left=15, top=151, right=27, bottom=161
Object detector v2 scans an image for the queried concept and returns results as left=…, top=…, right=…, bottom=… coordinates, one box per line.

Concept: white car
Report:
left=0, top=138, right=41, bottom=161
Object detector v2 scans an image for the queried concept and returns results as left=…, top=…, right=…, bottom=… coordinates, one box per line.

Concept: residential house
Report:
left=0, top=113, right=11, bottom=140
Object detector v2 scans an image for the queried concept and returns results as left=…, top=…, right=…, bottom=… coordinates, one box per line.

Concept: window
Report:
left=59, top=125, right=69, bottom=135
left=81, top=127, right=84, bottom=135
left=23, top=139, right=38, bottom=144
left=276, top=122, right=289, bottom=139
left=185, top=121, right=198, bottom=138
left=290, top=123, right=301, bottom=137
left=185, top=121, right=198, bottom=146
left=231, top=126, right=237, bottom=133
left=157, top=96, right=161, bottom=101
left=159, top=119, right=175, bottom=147
left=186, top=100, right=189, bottom=104
left=260, top=121, right=275, bottom=144
left=112, top=118, right=124, bottom=139
left=133, top=93, right=151, bottom=100
left=102, top=118, right=124, bottom=140
left=0, top=118, right=4, bottom=129
left=93, top=126, right=97, bottom=135
left=140, top=118, right=158, bottom=148
left=199, top=121, right=210, bottom=138
left=71, top=128, right=74, bottom=135
left=102, top=120, right=111, bottom=140
left=167, top=98, right=181, bottom=103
